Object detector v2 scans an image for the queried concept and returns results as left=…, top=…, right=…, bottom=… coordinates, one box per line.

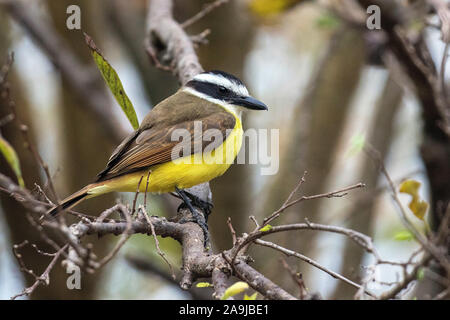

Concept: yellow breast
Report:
left=88, top=115, right=243, bottom=196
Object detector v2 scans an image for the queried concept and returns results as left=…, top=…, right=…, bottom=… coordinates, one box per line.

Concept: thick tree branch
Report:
left=146, top=0, right=204, bottom=85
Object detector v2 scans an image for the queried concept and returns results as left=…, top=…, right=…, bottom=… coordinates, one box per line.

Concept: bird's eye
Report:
left=218, top=86, right=228, bottom=93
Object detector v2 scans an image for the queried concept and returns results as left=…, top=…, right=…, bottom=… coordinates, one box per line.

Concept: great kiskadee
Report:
left=46, top=70, right=267, bottom=233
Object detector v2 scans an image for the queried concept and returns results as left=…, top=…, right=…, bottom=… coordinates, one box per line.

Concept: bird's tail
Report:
left=44, top=185, right=93, bottom=219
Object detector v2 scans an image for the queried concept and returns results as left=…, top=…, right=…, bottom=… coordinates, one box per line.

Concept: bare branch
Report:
left=279, top=258, right=307, bottom=299
left=255, top=239, right=376, bottom=298
left=211, top=267, right=231, bottom=300
left=146, top=0, right=203, bottom=85
left=227, top=254, right=297, bottom=300
left=11, top=244, right=68, bottom=300
left=365, top=145, right=450, bottom=274
left=428, top=0, right=450, bottom=43
left=0, top=55, right=59, bottom=202
left=262, top=180, right=364, bottom=227
left=181, top=0, right=230, bottom=29
left=378, top=254, right=432, bottom=300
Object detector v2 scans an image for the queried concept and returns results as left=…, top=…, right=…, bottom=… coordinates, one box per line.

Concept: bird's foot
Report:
left=177, top=206, right=210, bottom=247
left=175, top=187, right=210, bottom=248
left=183, top=191, right=214, bottom=221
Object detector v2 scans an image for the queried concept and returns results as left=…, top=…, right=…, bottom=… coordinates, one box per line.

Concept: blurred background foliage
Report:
left=0, top=0, right=446, bottom=299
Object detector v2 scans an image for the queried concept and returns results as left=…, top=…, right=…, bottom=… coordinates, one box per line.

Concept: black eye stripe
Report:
left=219, top=86, right=229, bottom=93
left=186, top=80, right=238, bottom=100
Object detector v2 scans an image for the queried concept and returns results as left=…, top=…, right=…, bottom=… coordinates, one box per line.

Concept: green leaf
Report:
left=259, top=224, right=272, bottom=232
left=394, top=230, right=414, bottom=241
left=416, top=268, right=425, bottom=281
left=84, top=33, right=139, bottom=130
left=316, top=12, right=340, bottom=29
left=196, top=282, right=213, bottom=288
left=244, top=292, right=258, bottom=300
left=346, top=133, right=366, bottom=157
left=0, top=135, right=25, bottom=188
left=221, top=281, right=249, bottom=300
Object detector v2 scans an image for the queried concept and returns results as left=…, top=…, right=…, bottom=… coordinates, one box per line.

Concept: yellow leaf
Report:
left=244, top=292, right=258, bottom=300
left=249, top=0, right=299, bottom=17
left=399, top=180, right=429, bottom=220
left=84, top=33, right=139, bottom=130
left=221, top=281, right=249, bottom=300
left=196, top=282, right=213, bottom=288
left=399, top=179, right=420, bottom=195
left=409, top=199, right=428, bottom=221
left=0, top=135, right=25, bottom=188
left=259, top=224, right=272, bottom=232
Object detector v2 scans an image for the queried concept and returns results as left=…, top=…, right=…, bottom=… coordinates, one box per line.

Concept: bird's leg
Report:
left=175, top=187, right=210, bottom=247
left=180, top=191, right=213, bottom=222
left=170, top=191, right=213, bottom=218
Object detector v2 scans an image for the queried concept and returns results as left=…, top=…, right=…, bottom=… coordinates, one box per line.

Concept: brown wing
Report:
left=96, top=91, right=236, bottom=182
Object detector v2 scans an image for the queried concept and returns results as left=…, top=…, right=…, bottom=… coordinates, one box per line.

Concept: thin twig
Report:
left=378, top=253, right=432, bottom=300
left=12, top=241, right=40, bottom=279
left=141, top=204, right=176, bottom=280
left=1, top=53, right=59, bottom=201
left=11, top=244, right=68, bottom=300
left=440, top=42, right=449, bottom=104
left=262, top=181, right=364, bottom=227
left=256, top=239, right=376, bottom=298
left=131, top=176, right=144, bottom=214
left=280, top=257, right=307, bottom=299
left=181, top=0, right=229, bottom=29
left=96, top=182, right=140, bottom=269
left=227, top=217, right=237, bottom=246
left=144, top=170, right=151, bottom=211
left=366, top=145, right=450, bottom=274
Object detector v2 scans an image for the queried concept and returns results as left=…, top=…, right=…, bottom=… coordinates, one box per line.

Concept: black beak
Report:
left=230, top=96, right=268, bottom=111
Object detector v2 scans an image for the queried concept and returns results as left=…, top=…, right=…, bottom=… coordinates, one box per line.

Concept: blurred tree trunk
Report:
left=290, top=29, right=365, bottom=288
left=356, top=0, right=450, bottom=299
left=175, top=0, right=256, bottom=251
left=255, top=29, right=365, bottom=292
left=331, top=75, right=403, bottom=299
left=0, top=12, right=74, bottom=299
left=46, top=0, right=116, bottom=299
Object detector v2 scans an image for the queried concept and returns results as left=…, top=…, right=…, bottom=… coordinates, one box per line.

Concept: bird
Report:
left=45, top=70, right=268, bottom=239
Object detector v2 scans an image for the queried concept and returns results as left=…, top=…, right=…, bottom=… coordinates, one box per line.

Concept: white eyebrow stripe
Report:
left=193, top=73, right=249, bottom=97
left=182, top=87, right=242, bottom=119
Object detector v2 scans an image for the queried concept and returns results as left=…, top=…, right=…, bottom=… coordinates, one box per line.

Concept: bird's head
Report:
left=184, top=70, right=268, bottom=114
